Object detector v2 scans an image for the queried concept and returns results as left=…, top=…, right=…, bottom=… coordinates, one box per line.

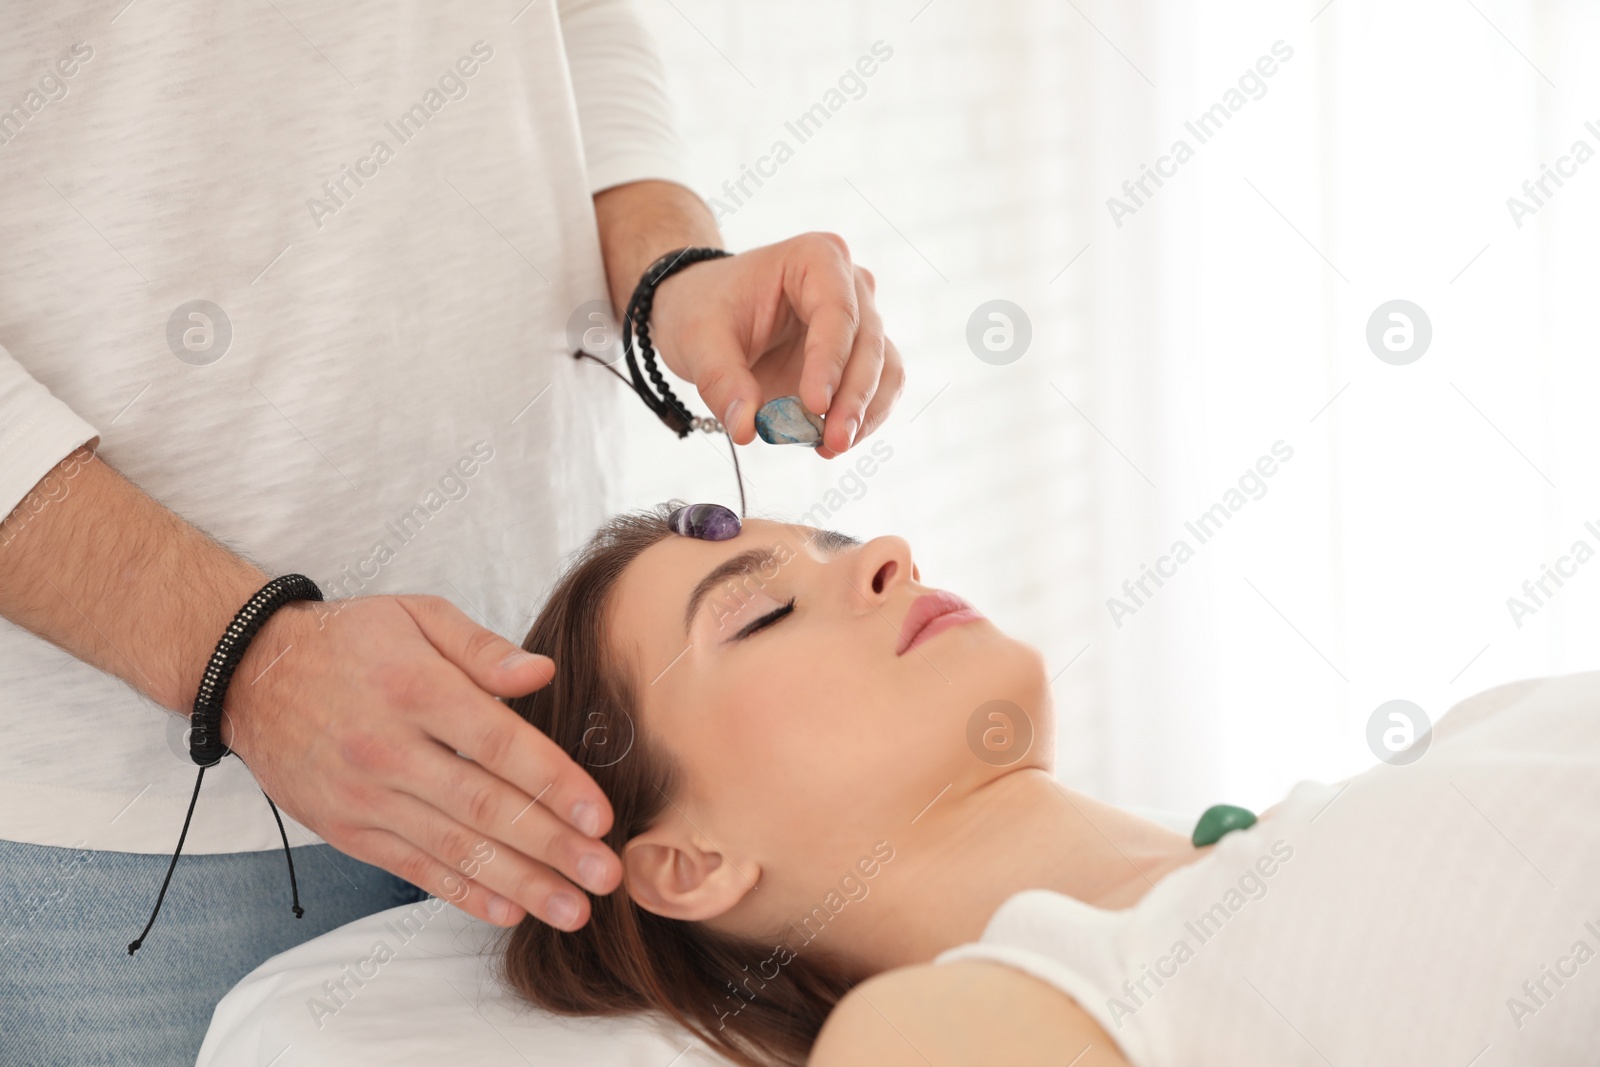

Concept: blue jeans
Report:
left=0, top=838, right=428, bottom=1067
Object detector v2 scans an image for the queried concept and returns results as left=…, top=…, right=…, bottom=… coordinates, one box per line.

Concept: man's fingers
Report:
left=398, top=594, right=555, bottom=698
left=427, top=692, right=616, bottom=842
left=787, top=233, right=860, bottom=419
left=406, top=740, right=621, bottom=897
left=381, top=793, right=598, bottom=931
left=398, top=595, right=614, bottom=841
left=347, top=827, right=530, bottom=929
left=856, top=334, right=905, bottom=445
left=817, top=272, right=887, bottom=457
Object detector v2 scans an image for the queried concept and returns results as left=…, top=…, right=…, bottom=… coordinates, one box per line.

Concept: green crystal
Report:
left=1191, top=804, right=1257, bottom=847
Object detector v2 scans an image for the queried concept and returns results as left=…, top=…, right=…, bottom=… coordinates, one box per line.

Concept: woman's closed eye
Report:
left=732, top=597, right=796, bottom=641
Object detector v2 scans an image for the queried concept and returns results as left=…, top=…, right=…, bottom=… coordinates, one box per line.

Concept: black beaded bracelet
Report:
left=128, top=573, right=324, bottom=956
left=189, top=573, right=324, bottom=766
left=620, top=246, right=732, bottom=437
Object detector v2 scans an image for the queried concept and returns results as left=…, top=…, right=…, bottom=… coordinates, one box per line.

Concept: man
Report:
left=0, top=2, right=902, bottom=1062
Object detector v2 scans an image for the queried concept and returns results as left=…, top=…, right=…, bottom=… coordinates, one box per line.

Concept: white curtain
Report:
left=618, top=0, right=1598, bottom=817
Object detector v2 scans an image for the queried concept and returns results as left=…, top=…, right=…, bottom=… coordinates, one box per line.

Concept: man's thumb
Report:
left=402, top=595, right=555, bottom=697
left=691, top=330, right=763, bottom=445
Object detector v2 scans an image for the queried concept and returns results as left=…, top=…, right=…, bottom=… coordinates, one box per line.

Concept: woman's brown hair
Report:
left=497, top=502, right=859, bottom=1067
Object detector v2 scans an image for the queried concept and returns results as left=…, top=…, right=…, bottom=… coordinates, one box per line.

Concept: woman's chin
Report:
left=931, top=633, right=1055, bottom=758
left=938, top=626, right=1051, bottom=693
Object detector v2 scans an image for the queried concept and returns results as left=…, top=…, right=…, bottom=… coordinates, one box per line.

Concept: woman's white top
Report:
left=935, top=672, right=1600, bottom=1066
left=0, top=1, right=687, bottom=853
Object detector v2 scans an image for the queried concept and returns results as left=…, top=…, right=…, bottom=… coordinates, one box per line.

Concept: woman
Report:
left=499, top=502, right=1600, bottom=1066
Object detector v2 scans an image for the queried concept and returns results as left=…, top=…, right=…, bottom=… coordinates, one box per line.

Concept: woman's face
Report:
left=606, top=518, right=1052, bottom=936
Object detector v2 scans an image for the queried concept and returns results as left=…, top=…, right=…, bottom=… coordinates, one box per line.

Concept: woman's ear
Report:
left=623, top=808, right=759, bottom=922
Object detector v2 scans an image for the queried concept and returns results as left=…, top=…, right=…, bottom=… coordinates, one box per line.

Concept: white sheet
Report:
left=200, top=807, right=1202, bottom=1065
left=197, top=897, right=732, bottom=1066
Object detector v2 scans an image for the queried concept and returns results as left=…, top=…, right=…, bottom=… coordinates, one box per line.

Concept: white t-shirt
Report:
left=936, top=672, right=1600, bottom=1065
left=0, top=0, right=689, bottom=853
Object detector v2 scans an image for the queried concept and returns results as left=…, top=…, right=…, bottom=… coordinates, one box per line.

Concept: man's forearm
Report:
left=0, top=445, right=275, bottom=713
left=593, top=179, right=721, bottom=316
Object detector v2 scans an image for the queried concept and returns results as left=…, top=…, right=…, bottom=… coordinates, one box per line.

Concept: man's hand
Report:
left=226, top=594, right=621, bottom=931
left=0, top=448, right=618, bottom=932
left=592, top=181, right=905, bottom=459
left=650, top=233, right=905, bottom=459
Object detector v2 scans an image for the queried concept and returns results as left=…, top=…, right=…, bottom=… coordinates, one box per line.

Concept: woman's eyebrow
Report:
left=683, top=547, right=779, bottom=636
left=806, top=527, right=862, bottom=552
left=681, top=529, right=859, bottom=635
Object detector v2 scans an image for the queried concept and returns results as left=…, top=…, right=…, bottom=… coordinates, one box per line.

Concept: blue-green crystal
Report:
left=754, top=396, right=825, bottom=447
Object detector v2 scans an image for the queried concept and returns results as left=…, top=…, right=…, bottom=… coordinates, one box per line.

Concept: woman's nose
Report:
left=853, top=535, right=916, bottom=605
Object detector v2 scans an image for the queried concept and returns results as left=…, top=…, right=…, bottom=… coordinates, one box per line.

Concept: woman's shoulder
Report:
left=808, top=958, right=1132, bottom=1067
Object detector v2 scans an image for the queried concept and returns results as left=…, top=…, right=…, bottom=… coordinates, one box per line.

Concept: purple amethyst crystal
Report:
left=666, top=502, right=741, bottom=541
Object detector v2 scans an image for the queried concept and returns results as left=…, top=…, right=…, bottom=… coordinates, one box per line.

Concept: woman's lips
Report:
left=897, top=591, right=985, bottom=655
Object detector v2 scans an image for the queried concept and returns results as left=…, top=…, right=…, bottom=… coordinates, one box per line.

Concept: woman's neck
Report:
left=843, top=768, right=1208, bottom=974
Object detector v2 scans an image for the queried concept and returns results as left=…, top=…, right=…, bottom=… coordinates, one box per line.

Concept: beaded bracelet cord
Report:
left=128, top=574, right=323, bottom=955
